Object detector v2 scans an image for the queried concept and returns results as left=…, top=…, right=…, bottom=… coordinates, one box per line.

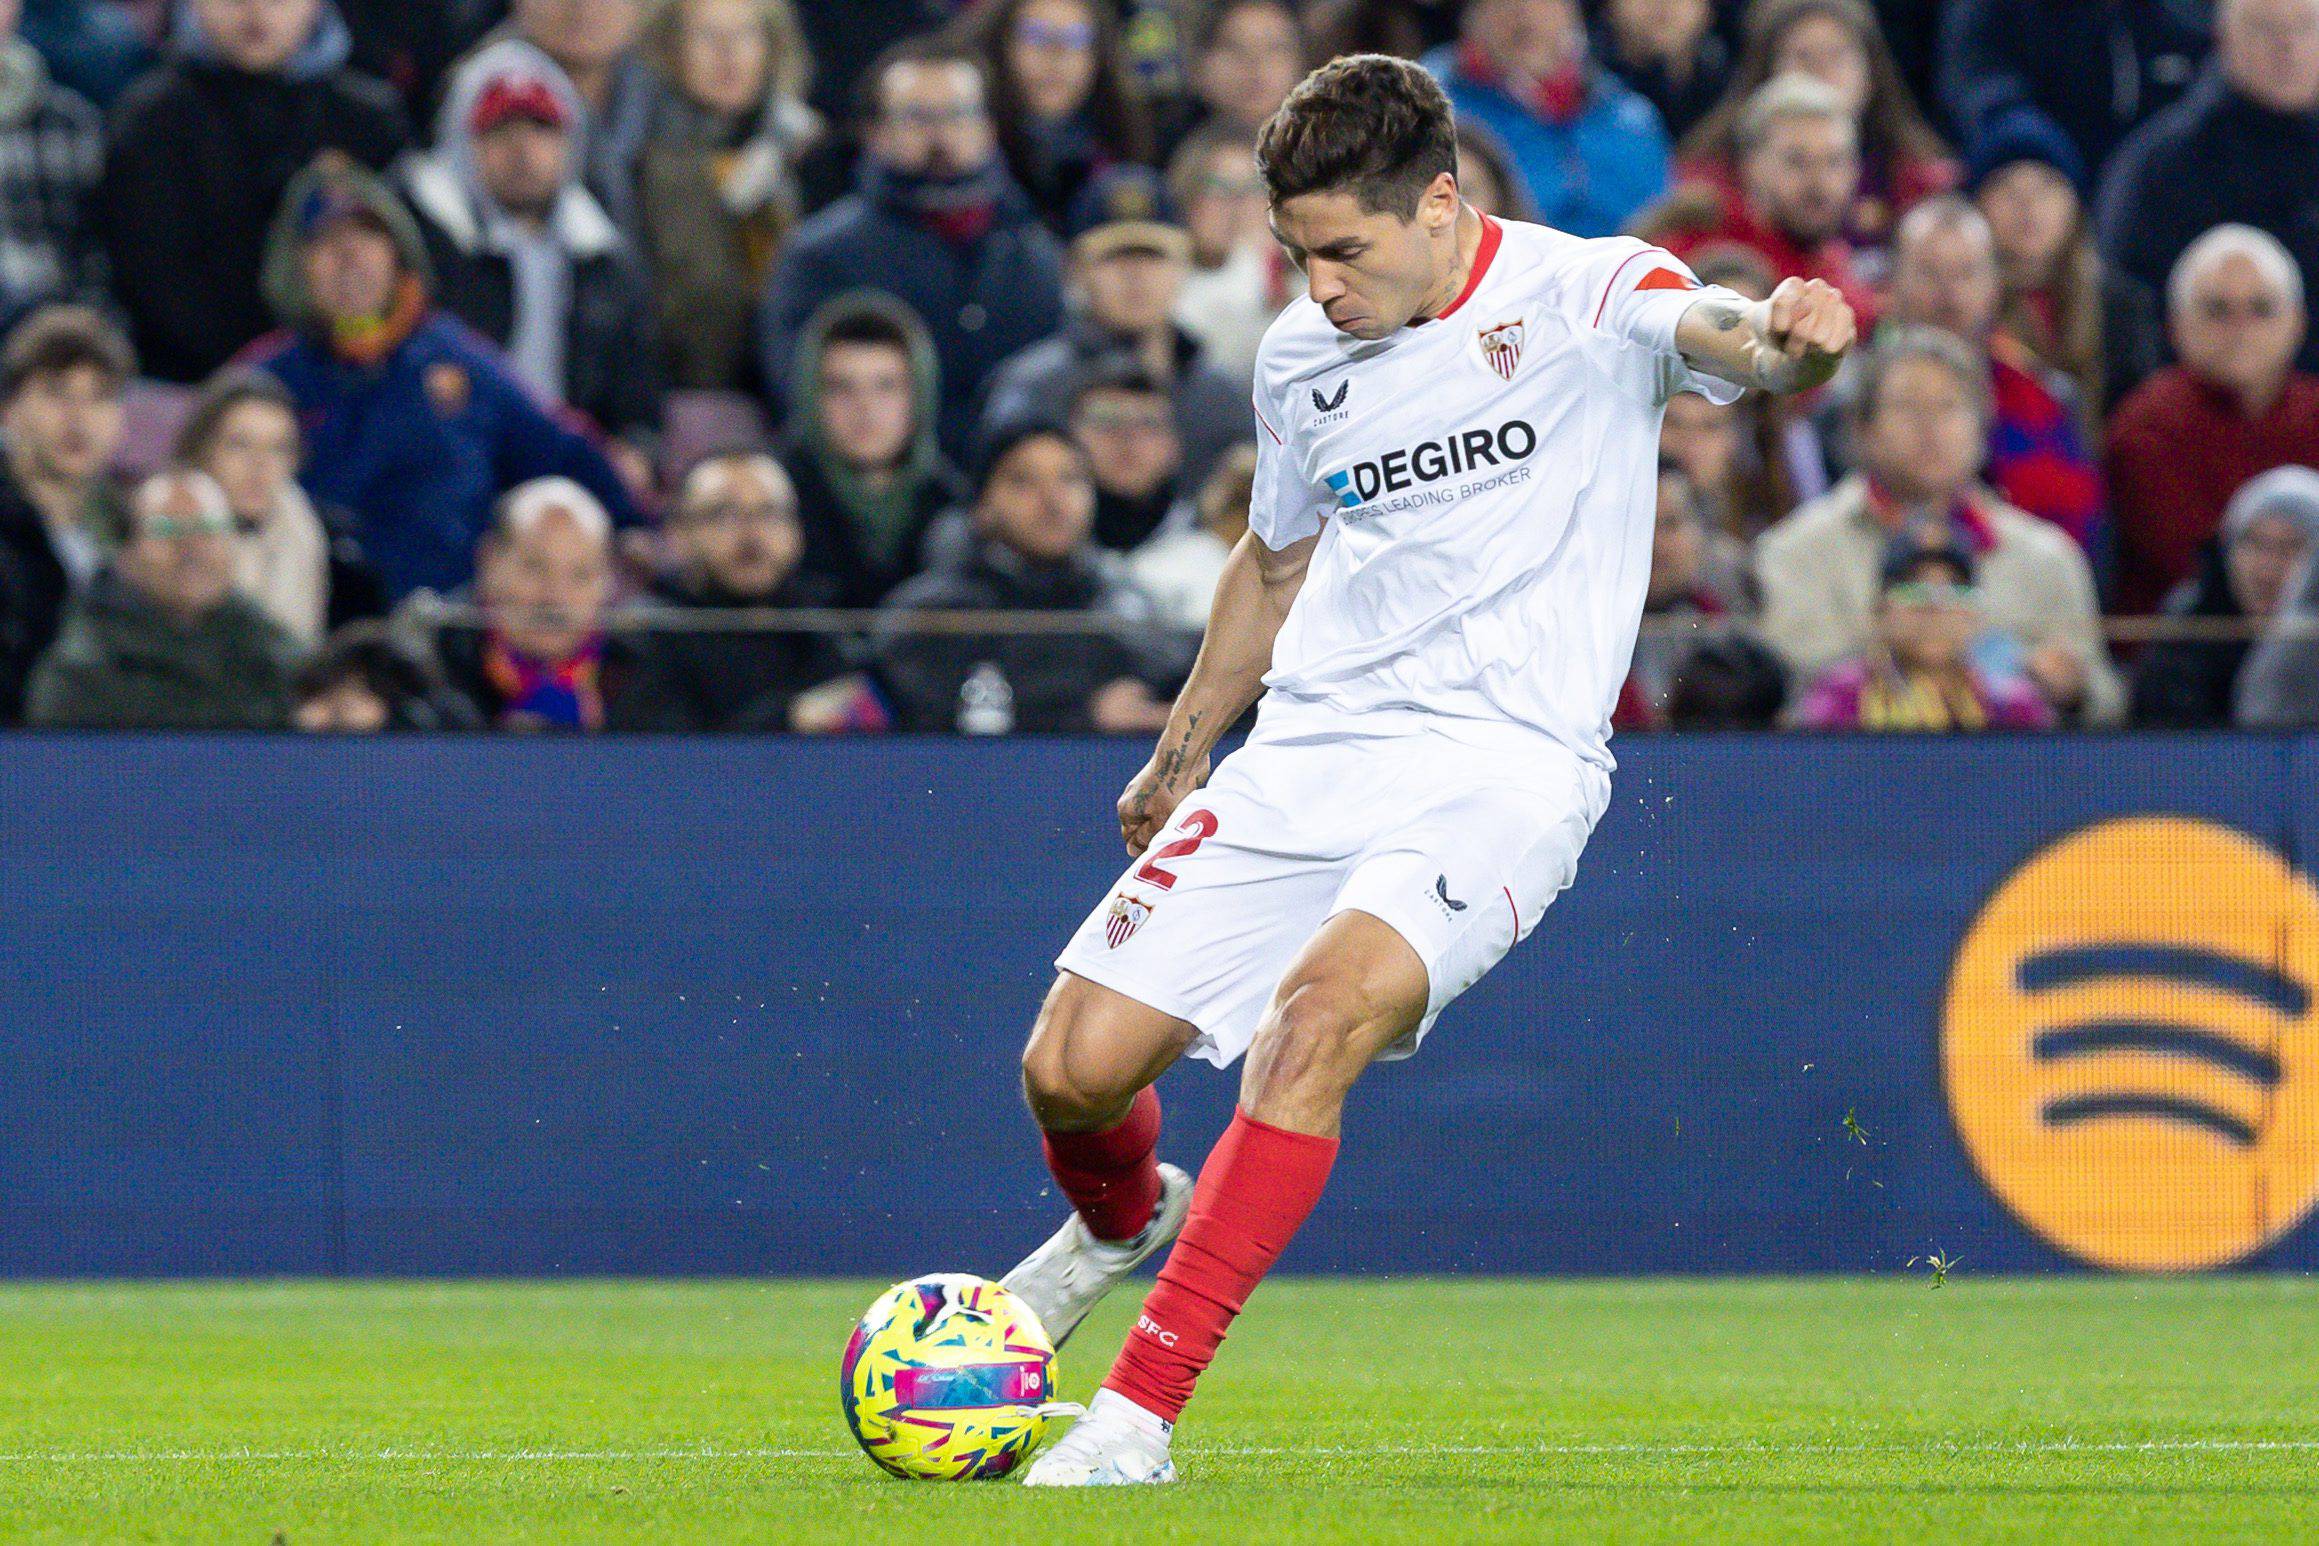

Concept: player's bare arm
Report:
left=1117, top=528, right=1319, bottom=853
left=1673, top=275, right=1857, bottom=396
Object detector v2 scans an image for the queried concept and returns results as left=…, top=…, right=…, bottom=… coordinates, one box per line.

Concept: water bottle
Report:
left=958, top=661, right=1015, bottom=735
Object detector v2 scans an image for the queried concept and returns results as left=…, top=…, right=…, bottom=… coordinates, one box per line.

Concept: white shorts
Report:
left=1054, top=706, right=1612, bottom=1068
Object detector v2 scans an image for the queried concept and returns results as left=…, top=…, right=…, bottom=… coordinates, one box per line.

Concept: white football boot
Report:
left=1022, top=1389, right=1179, bottom=1486
left=1002, top=1162, right=1192, bottom=1350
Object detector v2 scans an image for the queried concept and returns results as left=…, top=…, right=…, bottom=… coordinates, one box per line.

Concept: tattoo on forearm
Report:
left=1157, top=712, right=1204, bottom=783
left=1692, top=298, right=1747, bottom=334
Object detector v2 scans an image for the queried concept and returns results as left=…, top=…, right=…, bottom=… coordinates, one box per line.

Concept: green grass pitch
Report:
left=1, top=1276, right=2314, bottom=1543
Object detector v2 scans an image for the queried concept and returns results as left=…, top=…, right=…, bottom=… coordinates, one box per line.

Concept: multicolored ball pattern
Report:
left=838, top=1273, right=1056, bottom=1480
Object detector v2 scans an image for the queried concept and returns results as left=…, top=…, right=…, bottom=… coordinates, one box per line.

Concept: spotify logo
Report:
left=1943, top=817, right=2319, bottom=1270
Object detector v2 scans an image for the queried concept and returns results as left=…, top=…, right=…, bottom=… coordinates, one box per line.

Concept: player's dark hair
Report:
left=1255, top=53, right=1457, bottom=219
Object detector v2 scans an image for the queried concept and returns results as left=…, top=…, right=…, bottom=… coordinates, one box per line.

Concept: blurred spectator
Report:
left=1130, top=440, right=1250, bottom=630
left=1660, top=632, right=1789, bottom=727
left=20, top=0, right=154, bottom=111
left=1674, top=0, right=1955, bottom=265
left=1640, top=73, right=1876, bottom=325
left=627, top=449, right=879, bottom=730
left=953, top=0, right=1154, bottom=232
left=1595, top=0, right=1729, bottom=141
left=1306, top=0, right=1461, bottom=63
left=2135, top=466, right=2319, bottom=726
left=1423, top=0, right=1670, bottom=239
left=979, top=164, right=1242, bottom=488
left=1070, top=361, right=1181, bottom=551
left=758, top=39, right=1065, bottom=454
left=100, top=0, right=410, bottom=383
left=781, top=292, right=961, bottom=608
left=1617, top=462, right=1747, bottom=729
left=0, top=303, right=127, bottom=721
left=1794, top=522, right=2055, bottom=730
left=1454, top=120, right=1535, bottom=222
left=1660, top=386, right=1799, bottom=545
left=25, top=468, right=300, bottom=728
left=173, top=367, right=336, bottom=647
left=793, top=0, right=948, bottom=122
left=476, top=0, right=658, bottom=234
left=338, top=0, right=473, bottom=116
left=1167, top=123, right=1288, bottom=382
left=2235, top=471, right=2319, bottom=726
left=247, top=154, right=636, bottom=601
left=634, top=0, right=821, bottom=391
left=873, top=421, right=1174, bottom=733
left=2097, top=0, right=2319, bottom=369
left=427, top=475, right=654, bottom=730
left=2105, top=225, right=2319, bottom=614
left=1967, top=107, right=2162, bottom=427
left=402, top=38, right=664, bottom=488
left=1168, top=0, right=1303, bottom=150
left=1940, top=0, right=2208, bottom=180
left=0, top=0, right=104, bottom=308
left=1882, top=194, right=2103, bottom=552
left=292, top=616, right=478, bottom=729
left=1757, top=326, right=2122, bottom=723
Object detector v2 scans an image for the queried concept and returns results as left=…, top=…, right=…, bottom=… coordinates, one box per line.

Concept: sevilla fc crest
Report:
left=1477, top=320, right=1525, bottom=381
left=1105, top=892, right=1154, bottom=949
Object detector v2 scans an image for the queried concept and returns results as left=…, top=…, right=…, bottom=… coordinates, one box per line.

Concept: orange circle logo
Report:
left=1943, top=817, right=2319, bottom=1270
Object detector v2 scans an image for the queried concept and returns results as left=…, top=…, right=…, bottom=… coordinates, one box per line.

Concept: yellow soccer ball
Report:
left=838, top=1273, right=1056, bottom=1480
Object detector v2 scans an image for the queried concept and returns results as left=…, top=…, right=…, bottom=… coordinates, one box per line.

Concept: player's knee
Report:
left=1248, top=981, right=1374, bottom=1097
left=1020, top=996, right=1125, bottom=1131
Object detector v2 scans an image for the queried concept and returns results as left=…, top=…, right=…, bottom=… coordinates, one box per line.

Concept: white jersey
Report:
left=1248, top=214, right=1745, bottom=770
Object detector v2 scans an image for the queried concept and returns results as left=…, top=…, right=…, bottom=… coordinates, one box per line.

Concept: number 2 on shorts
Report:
left=1135, top=809, right=1218, bottom=892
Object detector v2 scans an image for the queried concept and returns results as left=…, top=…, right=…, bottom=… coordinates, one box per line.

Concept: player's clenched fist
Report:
left=1763, top=276, right=1855, bottom=366
left=1117, top=749, right=1210, bottom=855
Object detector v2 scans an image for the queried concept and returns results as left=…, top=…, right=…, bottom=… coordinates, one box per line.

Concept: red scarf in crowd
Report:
left=483, top=633, right=607, bottom=731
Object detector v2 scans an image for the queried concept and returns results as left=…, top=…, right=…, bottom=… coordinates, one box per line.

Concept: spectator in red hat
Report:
left=402, top=37, right=664, bottom=498
left=100, top=0, right=410, bottom=382
left=978, top=163, right=1246, bottom=489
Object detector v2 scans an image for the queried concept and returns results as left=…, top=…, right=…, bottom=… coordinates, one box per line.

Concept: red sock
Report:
left=1041, top=1086, right=1163, bottom=1242
left=1102, top=1108, right=1339, bottom=1423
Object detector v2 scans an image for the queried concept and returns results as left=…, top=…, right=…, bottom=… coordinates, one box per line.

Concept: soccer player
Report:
left=1002, top=53, right=1854, bottom=1486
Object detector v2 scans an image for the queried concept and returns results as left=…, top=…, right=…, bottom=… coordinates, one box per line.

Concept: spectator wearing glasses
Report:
left=952, top=0, right=1154, bottom=234
left=2135, top=466, right=2319, bottom=727
left=1756, top=325, right=2120, bottom=724
left=757, top=39, right=1065, bottom=454
left=1795, top=522, right=2054, bottom=730
left=1069, top=362, right=1182, bottom=552
left=2106, top=225, right=2319, bottom=614
left=25, top=469, right=302, bottom=729
left=2097, top=0, right=2319, bottom=370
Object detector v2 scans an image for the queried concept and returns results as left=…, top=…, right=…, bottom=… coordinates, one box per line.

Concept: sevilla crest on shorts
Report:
left=1477, top=319, right=1525, bottom=381
left=1105, top=892, right=1154, bottom=949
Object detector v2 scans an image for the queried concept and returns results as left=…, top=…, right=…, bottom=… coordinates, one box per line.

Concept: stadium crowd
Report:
left=0, top=0, right=2317, bottom=734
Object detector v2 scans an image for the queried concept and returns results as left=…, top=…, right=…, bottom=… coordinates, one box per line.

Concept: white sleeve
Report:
left=1247, top=387, right=1326, bottom=549
left=1582, top=242, right=1747, bottom=407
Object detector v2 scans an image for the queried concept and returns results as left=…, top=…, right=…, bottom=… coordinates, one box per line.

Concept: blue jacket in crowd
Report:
left=248, top=314, right=638, bottom=601
left=1422, top=45, right=1670, bottom=240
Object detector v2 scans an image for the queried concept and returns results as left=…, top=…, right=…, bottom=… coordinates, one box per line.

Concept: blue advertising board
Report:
left=0, top=733, right=2312, bottom=1277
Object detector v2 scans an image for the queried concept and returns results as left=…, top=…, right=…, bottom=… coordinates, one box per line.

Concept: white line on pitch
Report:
left=0, top=1439, right=2313, bottom=1463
